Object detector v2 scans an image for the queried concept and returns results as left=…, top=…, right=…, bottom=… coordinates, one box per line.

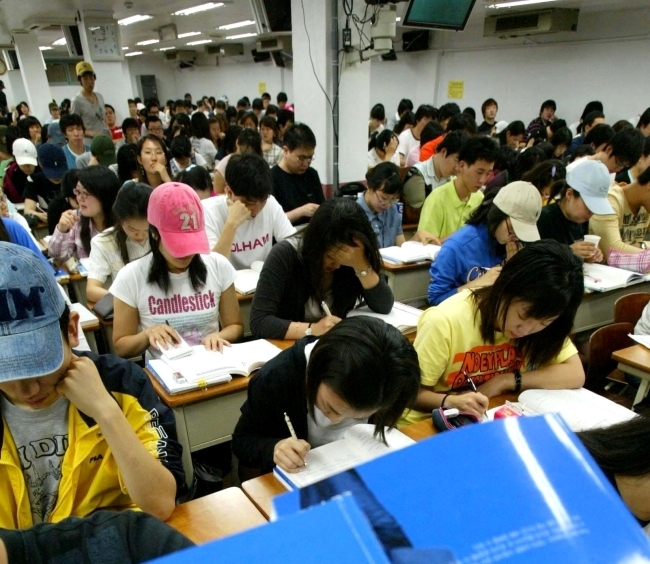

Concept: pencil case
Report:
left=432, top=407, right=480, bottom=432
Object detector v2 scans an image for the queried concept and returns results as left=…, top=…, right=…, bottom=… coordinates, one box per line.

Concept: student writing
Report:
left=232, top=317, right=420, bottom=474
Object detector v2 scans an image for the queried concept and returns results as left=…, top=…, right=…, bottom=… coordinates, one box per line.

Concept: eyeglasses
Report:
left=295, top=153, right=315, bottom=163
left=73, top=187, right=92, bottom=200
left=376, top=193, right=399, bottom=206
left=615, top=157, right=630, bottom=170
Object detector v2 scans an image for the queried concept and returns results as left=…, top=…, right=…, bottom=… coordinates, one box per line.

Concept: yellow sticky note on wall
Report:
left=447, top=81, right=464, bottom=99
left=258, top=82, right=267, bottom=95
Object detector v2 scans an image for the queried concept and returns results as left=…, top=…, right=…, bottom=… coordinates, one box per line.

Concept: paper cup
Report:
left=583, top=234, right=601, bottom=247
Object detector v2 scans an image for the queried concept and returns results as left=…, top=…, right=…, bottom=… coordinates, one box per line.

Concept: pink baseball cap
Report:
left=147, top=182, right=210, bottom=258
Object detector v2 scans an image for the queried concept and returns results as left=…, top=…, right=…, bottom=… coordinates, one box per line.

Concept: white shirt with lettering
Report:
left=110, top=252, right=236, bottom=357
left=202, top=195, right=296, bottom=270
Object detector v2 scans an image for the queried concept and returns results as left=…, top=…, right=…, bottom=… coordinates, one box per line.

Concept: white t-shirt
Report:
left=397, top=129, right=418, bottom=157
left=88, top=227, right=151, bottom=283
left=202, top=195, right=296, bottom=270
left=110, top=252, right=237, bottom=356
left=191, top=137, right=218, bottom=170
left=367, top=148, right=401, bottom=169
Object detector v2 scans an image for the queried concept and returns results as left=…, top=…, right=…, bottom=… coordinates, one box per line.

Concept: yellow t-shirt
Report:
left=400, top=290, right=578, bottom=426
left=417, top=179, right=484, bottom=239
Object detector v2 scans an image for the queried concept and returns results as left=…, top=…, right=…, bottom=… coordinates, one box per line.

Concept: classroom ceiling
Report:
left=0, top=0, right=648, bottom=57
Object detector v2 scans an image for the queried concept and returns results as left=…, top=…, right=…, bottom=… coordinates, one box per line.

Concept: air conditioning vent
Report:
left=255, top=36, right=291, bottom=53
left=484, top=8, right=579, bottom=38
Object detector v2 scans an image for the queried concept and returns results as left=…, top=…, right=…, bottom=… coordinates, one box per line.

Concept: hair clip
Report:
left=551, top=165, right=557, bottom=178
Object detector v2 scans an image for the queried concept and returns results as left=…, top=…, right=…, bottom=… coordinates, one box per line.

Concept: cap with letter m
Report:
left=0, top=242, right=66, bottom=381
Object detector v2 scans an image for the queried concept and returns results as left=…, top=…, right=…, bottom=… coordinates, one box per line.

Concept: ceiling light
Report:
left=118, top=15, right=153, bottom=26
left=396, top=17, right=401, bottom=22
left=157, top=46, right=176, bottom=51
left=226, top=32, right=257, bottom=40
left=487, top=0, right=558, bottom=8
left=137, top=39, right=159, bottom=46
left=173, top=3, right=224, bottom=16
left=39, top=46, right=53, bottom=51
left=186, top=39, right=212, bottom=45
left=52, top=37, right=66, bottom=46
left=125, top=51, right=144, bottom=56
left=122, top=46, right=129, bottom=50
left=218, top=19, right=255, bottom=31
left=178, top=31, right=201, bottom=38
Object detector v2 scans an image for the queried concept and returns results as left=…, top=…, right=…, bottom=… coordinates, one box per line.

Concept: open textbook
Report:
left=497, top=388, right=636, bottom=431
left=234, top=261, right=264, bottom=295
left=380, top=241, right=441, bottom=264
left=273, top=424, right=415, bottom=490
left=583, top=262, right=650, bottom=292
left=347, top=302, right=423, bottom=335
left=147, top=339, right=282, bottom=395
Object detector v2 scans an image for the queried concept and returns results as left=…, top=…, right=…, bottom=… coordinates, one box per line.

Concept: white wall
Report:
left=368, top=7, right=650, bottom=125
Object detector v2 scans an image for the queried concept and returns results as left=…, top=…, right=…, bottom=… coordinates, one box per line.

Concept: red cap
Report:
left=147, top=182, right=210, bottom=258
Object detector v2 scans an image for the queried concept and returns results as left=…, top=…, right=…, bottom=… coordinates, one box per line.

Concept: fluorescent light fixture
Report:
left=122, top=46, right=129, bottom=50
left=225, top=32, right=257, bottom=40
left=396, top=17, right=401, bottom=22
left=125, top=51, right=143, bottom=56
left=89, top=26, right=100, bottom=31
left=178, top=31, right=201, bottom=38
left=137, top=39, right=160, bottom=45
left=156, top=46, right=176, bottom=51
left=218, top=19, right=255, bottom=31
left=39, top=46, right=53, bottom=51
left=118, top=15, right=153, bottom=26
left=52, top=37, right=66, bottom=46
left=487, top=0, right=558, bottom=8
left=186, top=39, right=212, bottom=45
left=173, top=3, right=224, bottom=16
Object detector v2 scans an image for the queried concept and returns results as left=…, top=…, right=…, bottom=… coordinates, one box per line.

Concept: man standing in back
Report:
left=70, top=62, right=106, bottom=146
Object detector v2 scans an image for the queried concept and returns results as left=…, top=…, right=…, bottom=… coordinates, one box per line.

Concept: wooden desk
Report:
left=167, top=487, right=266, bottom=543
left=613, top=345, right=650, bottom=406
left=574, top=281, right=650, bottom=333
left=382, top=260, right=430, bottom=306
left=242, top=392, right=517, bottom=519
left=237, top=292, right=253, bottom=337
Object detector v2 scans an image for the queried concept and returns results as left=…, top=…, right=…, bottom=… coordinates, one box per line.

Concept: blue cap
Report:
left=37, top=143, right=68, bottom=180
left=0, top=242, right=66, bottom=381
left=47, top=122, right=66, bottom=147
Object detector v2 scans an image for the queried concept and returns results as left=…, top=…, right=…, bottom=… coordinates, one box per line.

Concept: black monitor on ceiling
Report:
left=403, top=0, right=478, bottom=31
left=250, top=0, right=292, bottom=34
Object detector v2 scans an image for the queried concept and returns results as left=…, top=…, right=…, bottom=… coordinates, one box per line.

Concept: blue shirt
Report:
left=2, top=218, right=53, bottom=271
left=62, top=144, right=90, bottom=171
left=428, top=223, right=504, bottom=306
left=357, top=193, right=403, bottom=249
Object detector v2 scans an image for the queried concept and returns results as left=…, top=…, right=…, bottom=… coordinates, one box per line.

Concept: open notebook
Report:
left=234, top=261, right=264, bottom=295
left=273, top=424, right=415, bottom=490
left=380, top=241, right=441, bottom=264
left=493, top=388, right=636, bottom=431
left=147, top=339, right=282, bottom=395
left=583, top=263, right=650, bottom=292
left=347, top=302, right=423, bottom=335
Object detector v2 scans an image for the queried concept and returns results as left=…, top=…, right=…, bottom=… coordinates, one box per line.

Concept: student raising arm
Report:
left=86, top=182, right=152, bottom=303
left=249, top=198, right=394, bottom=340
left=402, top=240, right=585, bottom=425
left=233, top=317, right=420, bottom=474
left=111, top=182, right=243, bottom=358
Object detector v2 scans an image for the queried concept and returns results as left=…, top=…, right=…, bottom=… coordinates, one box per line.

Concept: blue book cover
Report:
left=150, top=493, right=392, bottom=564
left=273, top=414, right=650, bottom=563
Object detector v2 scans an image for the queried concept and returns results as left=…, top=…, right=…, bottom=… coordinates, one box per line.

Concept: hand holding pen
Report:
left=273, top=412, right=311, bottom=473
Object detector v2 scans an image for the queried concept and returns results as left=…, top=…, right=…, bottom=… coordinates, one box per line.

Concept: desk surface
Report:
left=166, top=487, right=266, bottom=544
left=241, top=392, right=517, bottom=518
left=612, top=345, right=650, bottom=372
left=382, top=259, right=431, bottom=272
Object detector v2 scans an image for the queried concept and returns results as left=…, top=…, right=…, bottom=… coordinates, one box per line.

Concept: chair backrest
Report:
left=614, top=292, right=650, bottom=326
left=585, top=322, right=634, bottom=391
left=336, top=181, right=365, bottom=199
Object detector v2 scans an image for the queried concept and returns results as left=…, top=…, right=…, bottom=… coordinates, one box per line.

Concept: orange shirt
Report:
left=419, top=135, right=445, bottom=161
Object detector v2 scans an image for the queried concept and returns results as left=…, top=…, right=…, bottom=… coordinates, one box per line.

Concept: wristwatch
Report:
left=355, top=265, right=373, bottom=277
left=305, top=323, right=313, bottom=336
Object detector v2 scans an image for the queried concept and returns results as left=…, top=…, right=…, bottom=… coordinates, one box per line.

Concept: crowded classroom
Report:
left=1, top=0, right=650, bottom=559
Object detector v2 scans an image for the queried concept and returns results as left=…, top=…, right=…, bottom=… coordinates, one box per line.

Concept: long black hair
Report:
left=147, top=225, right=207, bottom=293
left=298, top=198, right=383, bottom=317
left=136, top=134, right=171, bottom=183
left=116, top=143, right=139, bottom=184
left=306, top=317, right=420, bottom=442
left=472, top=240, right=584, bottom=369
left=113, top=182, right=152, bottom=265
left=76, top=166, right=120, bottom=255
left=465, top=185, right=509, bottom=256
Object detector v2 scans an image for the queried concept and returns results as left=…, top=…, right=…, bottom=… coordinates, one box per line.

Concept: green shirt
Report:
left=417, top=179, right=484, bottom=238
left=0, top=157, right=13, bottom=183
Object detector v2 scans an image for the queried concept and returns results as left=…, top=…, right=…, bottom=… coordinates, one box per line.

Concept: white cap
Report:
left=493, top=181, right=542, bottom=242
left=12, top=138, right=38, bottom=167
left=494, top=120, right=509, bottom=134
